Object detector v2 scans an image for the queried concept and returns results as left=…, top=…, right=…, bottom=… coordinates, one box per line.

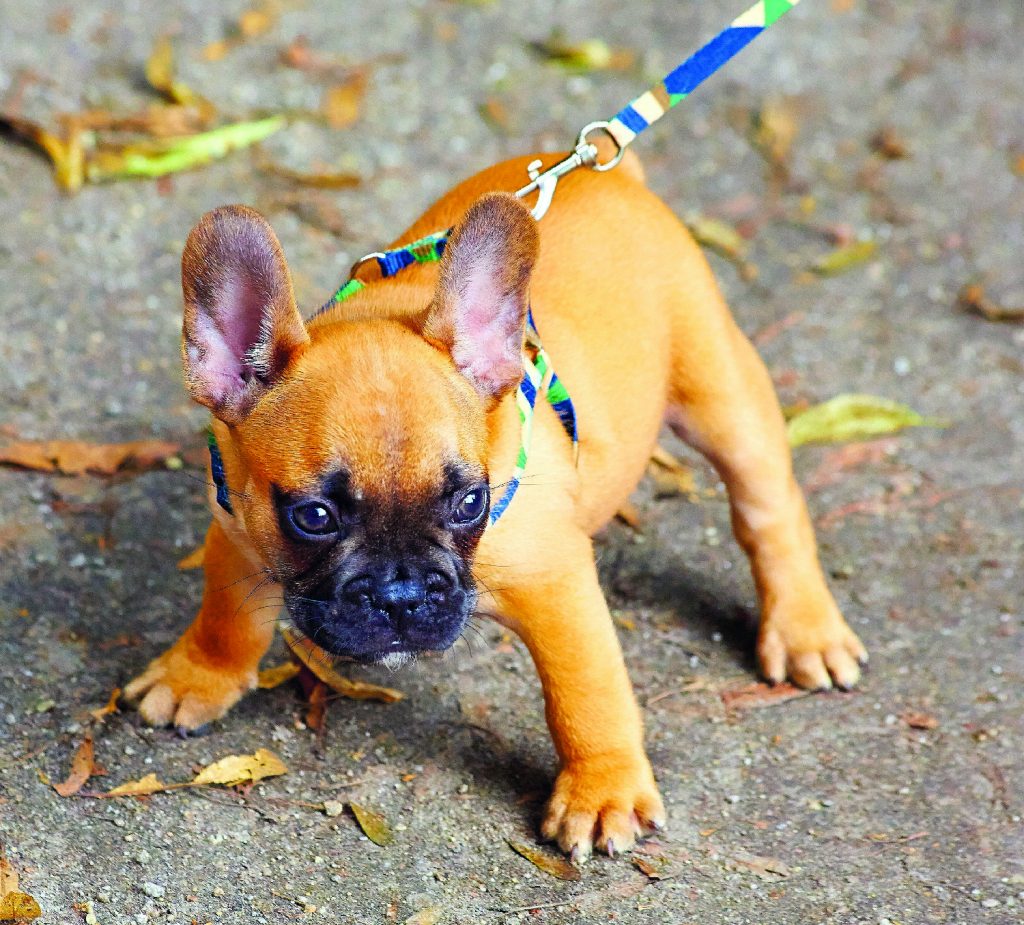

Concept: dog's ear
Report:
left=181, top=205, right=309, bottom=424
left=423, top=193, right=539, bottom=401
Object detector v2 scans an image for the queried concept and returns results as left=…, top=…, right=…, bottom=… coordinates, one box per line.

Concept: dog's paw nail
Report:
left=175, top=723, right=210, bottom=739
left=606, top=839, right=616, bottom=859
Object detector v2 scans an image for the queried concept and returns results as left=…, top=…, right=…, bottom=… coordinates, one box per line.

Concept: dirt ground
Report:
left=1, top=1, right=1022, bottom=923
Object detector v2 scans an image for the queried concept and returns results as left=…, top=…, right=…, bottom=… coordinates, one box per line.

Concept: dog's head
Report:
left=180, top=194, right=538, bottom=666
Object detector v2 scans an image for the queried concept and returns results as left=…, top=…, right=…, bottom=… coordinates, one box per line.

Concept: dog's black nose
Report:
left=376, top=577, right=426, bottom=621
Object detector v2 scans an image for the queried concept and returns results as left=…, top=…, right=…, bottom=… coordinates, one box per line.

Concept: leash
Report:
left=213, top=1, right=802, bottom=524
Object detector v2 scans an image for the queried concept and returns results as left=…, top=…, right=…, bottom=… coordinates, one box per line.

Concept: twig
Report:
left=489, top=899, right=575, bottom=914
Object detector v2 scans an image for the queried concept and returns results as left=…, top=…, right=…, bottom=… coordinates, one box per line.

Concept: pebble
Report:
left=135, top=849, right=151, bottom=865
left=141, top=882, right=165, bottom=899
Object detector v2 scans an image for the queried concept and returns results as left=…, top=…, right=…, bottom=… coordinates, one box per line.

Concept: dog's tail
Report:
left=592, top=135, right=646, bottom=186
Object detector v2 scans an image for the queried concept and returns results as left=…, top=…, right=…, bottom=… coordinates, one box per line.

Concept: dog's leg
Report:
left=666, top=311, right=867, bottom=690
left=493, top=533, right=665, bottom=860
left=124, top=519, right=281, bottom=731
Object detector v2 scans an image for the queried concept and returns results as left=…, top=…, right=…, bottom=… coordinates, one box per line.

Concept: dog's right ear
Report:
left=181, top=205, right=309, bottom=425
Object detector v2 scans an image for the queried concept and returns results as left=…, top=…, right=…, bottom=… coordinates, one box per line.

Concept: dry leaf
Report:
left=105, top=772, right=168, bottom=797
left=350, top=803, right=394, bottom=846
left=958, top=283, right=1024, bottom=323
left=238, top=8, right=274, bottom=38
left=89, top=687, right=121, bottom=723
left=749, top=97, right=799, bottom=178
left=507, top=839, right=581, bottom=881
left=323, top=72, right=367, bottom=129
left=280, top=624, right=404, bottom=703
left=787, top=394, right=944, bottom=448
left=403, top=909, right=442, bottom=925
left=145, top=36, right=216, bottom=124
left=902, top=711, right=939, bottom=730
left=532, top=33, right=634, bottom=72
left=811, top=240, right=877, bottom=276
left=305, top=680, right=328, bottom=733
left=0, top=892, right=41, bottom=922
left=0, top=858, right=17, bottom=896
left=0, top=113, right=84, bottom=192
left=479, top=97, right=510, bottom=132
left=53, top=733, right=95, bottom=796
left=870, top=126, right=910, bottom=160
left=192, top=748, right=287, bottom=786
left=177, top=545, right=205, bottom=570
left=733, top=853, right=791, bottom=880
left=648, top=444, right=696, bottom=497
left=633, top=855, right=679, bottom=880
left=721, top=682, right=809, bottom=712
left=257, top=159, right=361, bottom=188
left=257, top=662, right=301, bottom=689
left=0, top=438, right=179, bottom=476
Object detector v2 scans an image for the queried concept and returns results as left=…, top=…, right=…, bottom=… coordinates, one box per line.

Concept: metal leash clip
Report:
left=514, top=120, right=625, bottom=220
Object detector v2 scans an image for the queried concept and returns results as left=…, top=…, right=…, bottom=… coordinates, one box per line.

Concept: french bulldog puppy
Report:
left=126, top=147, right=867, bottom=860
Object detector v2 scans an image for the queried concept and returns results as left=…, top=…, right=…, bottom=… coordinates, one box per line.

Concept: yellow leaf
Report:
left=323, top=73, right=367, bottom=129
left=686, top=215, right=746, bottom=260
left=52, top=733, right=95, bottom=797
left=144, top=36, right=216, bottom=124
left=533, top=33, right=633, bottom=72
left=280, top=625, right=404, bottom=703
left=787, top=394, right=945, bottom=448
left=192, top=748, right=287, bottom=786
left=177, top=545, right=205, bottom=570
left=0, top=857, right=19, bottom=895
left=0, top=892, right=41, bottom=921
left=257, top=662, right=300, bottom=689
left=105, top=772, right=168, bottom=796
left=349, top=803, right=394, bottom=846
left=507, top=839, right=581, bottom=881
left=238, top=9, right=273, bottom=37
left=403, top=909, right=442, bottom=925
left=89, top=686, right=121, bottom=722
left=811, top=240, right=877, bottom=276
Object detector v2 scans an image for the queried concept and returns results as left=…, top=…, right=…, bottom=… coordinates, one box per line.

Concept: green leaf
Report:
left=85, top=116, right=285, bottom=181
left=811, top=240, right=877, bottom=276
left=786, top=394, right=945, bottom=448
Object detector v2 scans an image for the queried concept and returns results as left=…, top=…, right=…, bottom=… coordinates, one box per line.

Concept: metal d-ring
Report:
left=576, top=120, right=626, bottom=172
left=348, top=251, right=387, bottom=279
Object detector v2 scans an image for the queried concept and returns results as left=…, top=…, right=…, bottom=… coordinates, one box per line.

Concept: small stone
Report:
left=981, top=899, right=1000, bottom=908
left=323, top=800, right=345, bottom=818
left=212, top=887, right=225, bottom=897
left=142, top=882, right=165, bottom=899
left=135, top=849, right=151, bottom=865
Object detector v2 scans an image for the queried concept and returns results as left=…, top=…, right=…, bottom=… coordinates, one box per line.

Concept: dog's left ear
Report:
left=181, top=205, right=309, bottom=425
left=423, top=193, right=539, bottom=401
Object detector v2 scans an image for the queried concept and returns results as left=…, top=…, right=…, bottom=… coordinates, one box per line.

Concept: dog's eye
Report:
left=288, top=502, right=338, bottom=538
left=451, top=486, right=489, bottom=526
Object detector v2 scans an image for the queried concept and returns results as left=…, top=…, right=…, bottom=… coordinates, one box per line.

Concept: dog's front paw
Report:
left=541, top=752, right=665, bottom=862
left=757, top=593, right=868, bottom=691
left=124, top=637, right=257, bottom=732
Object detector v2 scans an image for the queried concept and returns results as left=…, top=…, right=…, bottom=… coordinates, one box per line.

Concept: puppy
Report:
left=126, top=147, right=867, bottom=860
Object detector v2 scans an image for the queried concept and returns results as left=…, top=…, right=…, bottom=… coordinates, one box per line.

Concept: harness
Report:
left=207, top=0, right=801, bottom=525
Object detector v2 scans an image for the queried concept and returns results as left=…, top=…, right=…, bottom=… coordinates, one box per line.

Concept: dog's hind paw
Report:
left=123, top=637, right=256, bottom=731
left=541, top=751, right=666, bottom=862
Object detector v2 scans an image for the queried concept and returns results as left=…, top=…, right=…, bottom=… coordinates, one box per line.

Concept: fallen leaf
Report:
left=177, top=545, right=205, bottom=570
left=192, top=748, right=288, bottom=786
left=748, top=97, right=800, bottom=180
left=105, top=772, right=168, bottom=797
left=902, top=711, right=939, bottom=730
left=280, top=624, right=404, bottom=703
left=350, top=803, right=394, bottom=846
left=532, top=32, right=634, bottom=72
left=145, top=36, right=216, bottom=124
left=648, top=444, right=696, bottom=497
left=0, top=438, right=179, bottom=476
left=322, top=799, right=345, bottom=817
left=0, top=893, right=41, bottom=922
left=0, top=113, right=84, bottom=191
left=403, top=908, right=442, bottom=925
left=958, top=283, right=1024, bottom=323
left=633, top=855, right=679, bottom=880
left=507, top=839, right=581, bottom=881
left=53, top=733, right=95, bottom=796
left=201, top=39, right=231, bottom=62
left=323, top=72, right=367, bottom=129
left=870, top=126, right=910, bottom=160
left=257, top=159, right=361, bottom=188
left=686, top=213, right=758, bottom=280
left=238, top=8, right=274, bottom=38
left=89, top=687, right=122, bottom=723
left=0, top=858, right=17, bottom=896
left=732, top=853, right=791, bottom=880
left=85, top=116, right=286, bottom=182
left=721, top=682, right=809, bottom=712
left=787, top=394, right=944, bottom=448
left=479, top=97, right=510, bottom=132
left=615, top=500, right=643, bottom=531
left=257, top=662, right=301, bottom=690
left=305, top=680, right=328, bottom=733
left=811, top=240, right=877, bottom=276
